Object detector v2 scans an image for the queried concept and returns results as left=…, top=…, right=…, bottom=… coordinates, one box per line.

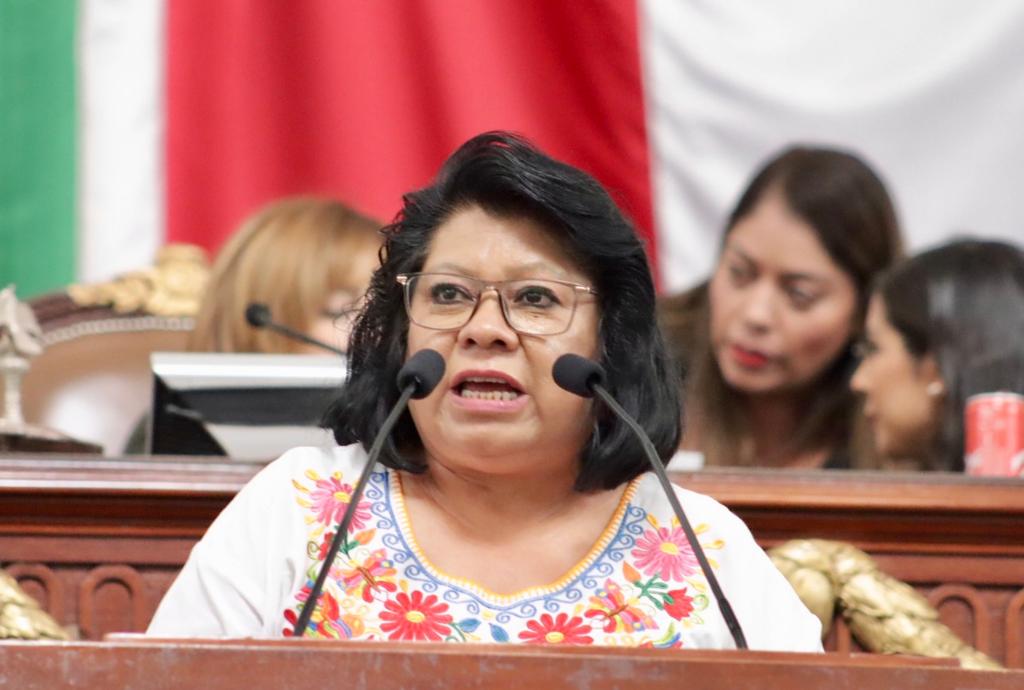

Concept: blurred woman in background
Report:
left=189, top=197, right=382, bottom=354
left=124, top=197, right=381, bottom=453
left=659, top=146, right=903, bottom=469
left=851, top=239, right=1024, bottom=472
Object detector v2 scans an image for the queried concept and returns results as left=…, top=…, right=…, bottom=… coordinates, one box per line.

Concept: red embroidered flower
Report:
left=631, top=526, right=699, bottom=582
left=309, top=474, right=371, bottom=530
left=519, top=612, right=594, bottom=645
left=663, top=588, right=695, bottom=621
left=379, top=590, right=453, bottom=641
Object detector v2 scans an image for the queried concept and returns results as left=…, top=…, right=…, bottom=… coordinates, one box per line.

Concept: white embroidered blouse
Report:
left=147, top=445, right=822, bottom=651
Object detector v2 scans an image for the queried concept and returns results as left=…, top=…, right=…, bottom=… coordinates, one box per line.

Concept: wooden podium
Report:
left=3, top=454, right=1024, bottom=667
left=2, top=638, right=1021, bottom=689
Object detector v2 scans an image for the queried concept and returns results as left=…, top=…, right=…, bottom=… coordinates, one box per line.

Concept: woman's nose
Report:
left=458, top=290, right=518, bottom=349
left=850, top=359, right=869, bottom=393
left=739, top=282, right=775, bottom=331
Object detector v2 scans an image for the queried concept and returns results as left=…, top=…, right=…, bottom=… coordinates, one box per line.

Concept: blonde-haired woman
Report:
left=123, top=198, right=380, bottom=454
left=189, top=197, right=382, bottom=354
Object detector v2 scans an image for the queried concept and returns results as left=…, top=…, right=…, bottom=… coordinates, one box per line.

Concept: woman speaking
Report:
left=148, top=132, right=820, bottom=651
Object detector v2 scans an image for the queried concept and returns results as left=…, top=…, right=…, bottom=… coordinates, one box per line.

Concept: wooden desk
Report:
left=2, top=455, right=1023, bottom=666
left=3, top=639, right=1019, bottom=690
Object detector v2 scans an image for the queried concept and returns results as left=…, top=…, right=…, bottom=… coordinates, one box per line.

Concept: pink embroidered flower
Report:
left=663, top=588, right=695, bottom=621
left=309, top=474, right=371, bottom=530
left=379, top=590, right=453, bottom=641
left=519, top=612, right=594, bottom=645
left=631, top=526, right=699, bottom=582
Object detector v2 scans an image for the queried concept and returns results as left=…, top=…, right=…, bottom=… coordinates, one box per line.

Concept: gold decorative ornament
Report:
left=68, top=243, right=210, bottom=317
left=0, top=569, right=69, bottom=640
left=769, top=539, right=1002, bottom=670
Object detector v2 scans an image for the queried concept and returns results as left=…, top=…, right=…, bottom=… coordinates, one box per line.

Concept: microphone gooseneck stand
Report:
left=290, top=349, right=444, bottom=637
left=552, top=354, right=749, bottom=649
left=244, top=302, right=347, bottom=357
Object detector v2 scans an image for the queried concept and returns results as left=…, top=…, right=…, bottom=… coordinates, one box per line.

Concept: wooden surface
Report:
left=2, top=454, right=1023, bottom=666
left=3, top=639, right=1018, bottom=690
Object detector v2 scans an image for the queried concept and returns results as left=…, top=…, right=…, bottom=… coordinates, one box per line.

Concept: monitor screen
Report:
left=148, top=352, right=346, bottom=460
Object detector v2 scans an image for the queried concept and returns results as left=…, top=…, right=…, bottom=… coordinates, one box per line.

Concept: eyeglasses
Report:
left=396, top=272, right=597, bottom=336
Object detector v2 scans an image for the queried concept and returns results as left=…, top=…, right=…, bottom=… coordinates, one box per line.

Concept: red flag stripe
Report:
left=166, top=1, right=656, bottom=280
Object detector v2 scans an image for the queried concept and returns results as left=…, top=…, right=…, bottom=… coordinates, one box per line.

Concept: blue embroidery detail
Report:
left=378, top=473, right=651, bottom=623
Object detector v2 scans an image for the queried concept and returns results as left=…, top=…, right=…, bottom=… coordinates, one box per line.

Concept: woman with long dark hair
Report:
left=660, top=146, right=903, bottom=469
left=852, top=239, right=1024, bottom=471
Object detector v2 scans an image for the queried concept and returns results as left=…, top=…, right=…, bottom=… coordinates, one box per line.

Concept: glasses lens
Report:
left=406, top=274, right=479, bottom=330
left=500, top=279, right=576, bottom=335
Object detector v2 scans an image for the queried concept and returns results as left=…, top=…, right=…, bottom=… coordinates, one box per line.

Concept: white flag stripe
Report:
left=643, top=0, right=1024, bottom=293
left=79, top=0, right=165, bottom=283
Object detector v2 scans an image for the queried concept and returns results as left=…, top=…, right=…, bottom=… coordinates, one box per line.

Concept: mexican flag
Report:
left=4, top=0, right=1023, bottom=300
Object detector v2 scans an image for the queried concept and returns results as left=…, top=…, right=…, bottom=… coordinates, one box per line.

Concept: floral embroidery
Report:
left=337, top=549, right=398, bottom=602
left=283, top=590, right=364, bottom=639
left=285, top=468, right=726, bottom=648
left=519, top=612, right=594, bottom=645
left=585, top=579, right=656, bottom=633
left=663, top=588, right=695, bottom=621
left=631, top=523, right=699, bottom=582
left=308, top=473, right=372, bottom=531
left=379, top=590, right=453, bottom=641
left=643, top=623, right=684, bottom=649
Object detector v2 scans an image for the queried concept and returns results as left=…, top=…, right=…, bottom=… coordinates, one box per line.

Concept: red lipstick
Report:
left=730, top=344, right=770, bottom=369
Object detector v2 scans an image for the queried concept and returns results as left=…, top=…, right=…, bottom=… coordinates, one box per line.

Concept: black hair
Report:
left=877, top=238, right=1024, bottom=471
left=323, top=131, right=681, bottom=491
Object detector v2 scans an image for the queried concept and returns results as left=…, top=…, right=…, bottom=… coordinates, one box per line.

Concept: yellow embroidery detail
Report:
left=390, top=470, right=639, bottom=604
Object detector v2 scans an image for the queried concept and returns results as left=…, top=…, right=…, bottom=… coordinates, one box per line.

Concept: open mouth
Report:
left=454, top=376, right=524, bottom=401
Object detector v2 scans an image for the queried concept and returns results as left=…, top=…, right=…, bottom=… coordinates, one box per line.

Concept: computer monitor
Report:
left=147, top=352, right=346, bottom=460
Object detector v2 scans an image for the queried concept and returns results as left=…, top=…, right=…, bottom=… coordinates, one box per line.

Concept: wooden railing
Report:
left=2, top=454, right=1023, bottom=666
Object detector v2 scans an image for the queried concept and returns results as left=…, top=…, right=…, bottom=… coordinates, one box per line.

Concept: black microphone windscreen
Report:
left=397, top=349, right=446, bottom=399
left=552, top=354, right=606, bottom=398
left=245, top=302, right=272, bottom=328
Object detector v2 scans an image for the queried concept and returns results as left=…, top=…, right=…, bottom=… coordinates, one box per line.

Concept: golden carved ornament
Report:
left=68, top=244, right=210, bottom=317
left=769, top=539, right=1001, bottom=671
left=0, top=569, right=69, bottom=640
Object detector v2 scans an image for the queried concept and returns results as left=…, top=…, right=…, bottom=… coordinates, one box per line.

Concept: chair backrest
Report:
left=16, top=245, right=208, bottom=455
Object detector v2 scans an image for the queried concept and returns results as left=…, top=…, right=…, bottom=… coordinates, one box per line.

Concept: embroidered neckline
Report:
left=387, top=469, right=639, bottom=604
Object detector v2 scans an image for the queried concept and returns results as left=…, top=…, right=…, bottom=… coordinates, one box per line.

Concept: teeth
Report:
left=464, top=377, right=511, bottom=384
left=459, top=389, right=520, bottom=401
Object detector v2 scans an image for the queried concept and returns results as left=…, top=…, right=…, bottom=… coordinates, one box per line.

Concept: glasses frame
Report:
left=396, top=272, right=597, bottom=336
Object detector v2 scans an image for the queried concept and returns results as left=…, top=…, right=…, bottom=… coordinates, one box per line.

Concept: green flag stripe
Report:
left=0, top=0, right=77, bottom=299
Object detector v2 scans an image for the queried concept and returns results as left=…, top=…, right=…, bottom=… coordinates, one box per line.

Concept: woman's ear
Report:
left=919, top=354, right=946, bottom=398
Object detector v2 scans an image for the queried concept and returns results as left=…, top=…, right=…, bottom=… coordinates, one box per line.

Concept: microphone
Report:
left=244, top=302, right=347, bottom=356
left=291, top=348, right=445, bottom=637
left=552, top=354, right=749, bottom=650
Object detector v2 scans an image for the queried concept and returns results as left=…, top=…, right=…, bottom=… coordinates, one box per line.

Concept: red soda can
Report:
left=965, top=392, right=1024, bottom=477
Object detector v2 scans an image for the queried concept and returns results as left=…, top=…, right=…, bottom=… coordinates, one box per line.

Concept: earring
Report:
left=926, top=381, right=945, bottom=397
